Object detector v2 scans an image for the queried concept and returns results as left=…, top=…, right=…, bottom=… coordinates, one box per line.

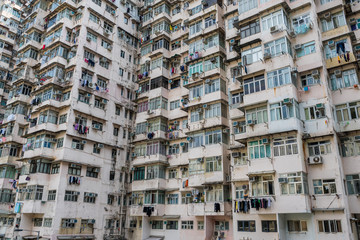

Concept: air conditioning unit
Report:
left=88, top=219, right=95, bottom=224
left=111, top=10, right=116, bottom=16
left=192, top=72, right=199, bottom=79
left=294, top=44, right=302, bottom=50
left=328, top=40, right=335, bottom=48
left=270, top=26, right=279, bottom=33
left=233, top=121, right=238, bottom=126
left=180, top=142, right=185, bottom=147
left=107, top=45, right=113, bottom=51
left=86, top=37, right=91, bottom=42
left=230, top=39, right=236, bottom=46
left=324, top=12, right=331, bottom=20
left=186, top=136, right=193, bottom=142
left=247, top=119, right=257, bottom=126
left=263, top=52, right=271, bottom=60
left=102, top=99, right=108, bottom=104
left=312, top=70, right=319, bottom=78
left=223, top=128, right=229, bottom=133
left=104, top=29, right=110, bottom=36
left=334, top=70, right=342, bottom=77
left=97, top=143, right=104, bottom=148
left=210, top=57, right=217, bottom=63
left=278, top=177, right=288, bottom=183
left=202, top=104, right=208, bottom=109
left=93, top=124, right=101, bottom=130
left=289, top=30, right=296, bottom=38
left=197, top=157, right=204, bottom=162
left=308, top=155, right=323, bottom=164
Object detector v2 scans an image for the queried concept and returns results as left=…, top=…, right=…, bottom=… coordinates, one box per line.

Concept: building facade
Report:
left=0, top=0, right=359, bottom=240
left=0, top=0, right=139, bottom=239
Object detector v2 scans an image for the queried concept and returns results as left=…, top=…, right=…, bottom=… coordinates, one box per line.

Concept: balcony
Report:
left=131, top=154, right=168, bottom=166
left=131, top=178, right=167, bottom=191
left=316, top=0, right=343, bottom=14
left=0, top=156, right=19, bottom=165
left=129, top=205, right=164, bottom=217
left=23, top=147, right=56, bottom=160
left=325, top=52, right=356, bottom=69
left=134, top=130, right=168, bottom=142
left=6, top=94, right=31, bottom=106
left=187, top=202, right=231, bottom=216
left=321, top=25, right=350, bottom=42
left=28, top=122, right=67, bottom=135
left=31, top=98, right=71, bottom=113
left=20, top=200, right=48, bottom=214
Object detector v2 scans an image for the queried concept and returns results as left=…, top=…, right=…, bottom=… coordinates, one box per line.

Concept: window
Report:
left=133, top=167, right=145, bottom=181
left=44, top=218, right=52, bottom=227
left=246, top=106, right=268, bottom=124
left=168, top=169, right=177, bottom=179
left=273, top=136, right=298, bottom=156
left=51, top=164, right=60, bottom=174
left=189, top=159, right=205, bottom=175
left=296, top=41, right=316, bottom=58
left=240, top=20, right=260, bottom=39
left=270, top=100, right=298, bottom=121
left=251, top=175, right=274, bottom=196
left=33, top=218, right=43, bottom=227
left=64, top=191, right=79, bottom=201
left=330, top=69, right=358, bottom=91
left=166, top=221, right=178, bottom=230
left=68, top=164, right=81, bottom=176
left=93, top=144, right=101, bottom=154
left=59, top=114, right=67, bottom=124
left=170, top=100, right=180, bottom=110
left=336, top=101, right=360, bottom=122
left=189, top=85, right=203, bottom=100
left=321, top=12, right=346, bottom=32
left=84, top=192, right=97, bottom=203
left=61, top=219, right=77, bottom=228
left=189, top=21, right=202, bottom=36
left=262, top=220, right=277, bottom=232
left=264, top=37, right=290, bottom=57
left=267, top=67, right=292, bottom=88
left=215, top=221, right=229, bottom=231
left=292, top=13, right=311, bottom=34
left=248, top=140, right=271, bottom=160
left=29, top=159, right=51, bottom=174
left=318, top=220, right=342, bottom=233
left=205, top=104, right=221, bottom=119
left=262, top=10, right=288, bottom=31
left=204, top=17, right=216, bottom=28
left=87, top=31, right=97, bottom=42
left=0, top=189, right=14, bottom=203
left=308, top=141, right=331, bottom=156
left=242, top=46, right=262, bottom=65
left=146, top=165, right=165, bottom=179
left=239, top=0, right=258, bottom=13
left=92, top=0, right=102, bottom=6
left=304, top=104, right=325, bottom=120
left=167, top=194, right=178, bottom=204
left=288, top=220, right=308, bottom=232
left=181, top=221, right=194, bottom=229
left=152, top=221, right=163, bottom=229
left=346, top=174, right=360, bottom=195
left=206, top=185, right=224, bottom=202
left=206, top=156, right=222, bottom=172
left=189, top=134, right=204, bottom=149
left=280, top=172, right=308, bottom=195
left=190, top=109, right=203, bottom=122
left=78, top=92, right=90, bottom=104
left=232, top=93, right=242, bottom=105
left=340, top=137, right=360, bottom=157
left=243, top=75, right=265, bottom=95
left=104, top=21, right=113, bottom=32
left=198, top=221, right=204, bottom=230
left=115, top=105, right=121, bottom=115
left=313, top=179, right=337, bottom=194
left=25, top=185, right=44, bottom=200
left=47, top=190, right=56, bottom=201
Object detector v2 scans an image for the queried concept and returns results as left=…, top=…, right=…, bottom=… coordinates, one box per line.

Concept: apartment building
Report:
left=0, top=0, right=21, bottom=239
left=130, top=0, right=360, bottom=240
left=0, top=0, right=139, bottom=239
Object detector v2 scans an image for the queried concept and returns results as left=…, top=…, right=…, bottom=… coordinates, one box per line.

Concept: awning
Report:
left=57, top=235, right=95, bottom=240
left=247, top=170, right=276, bottom=176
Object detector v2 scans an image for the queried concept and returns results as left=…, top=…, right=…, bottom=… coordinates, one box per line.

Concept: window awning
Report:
left=162, top=215, right=180, bottom=219
left=247, top=170, right=276, bottom=176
